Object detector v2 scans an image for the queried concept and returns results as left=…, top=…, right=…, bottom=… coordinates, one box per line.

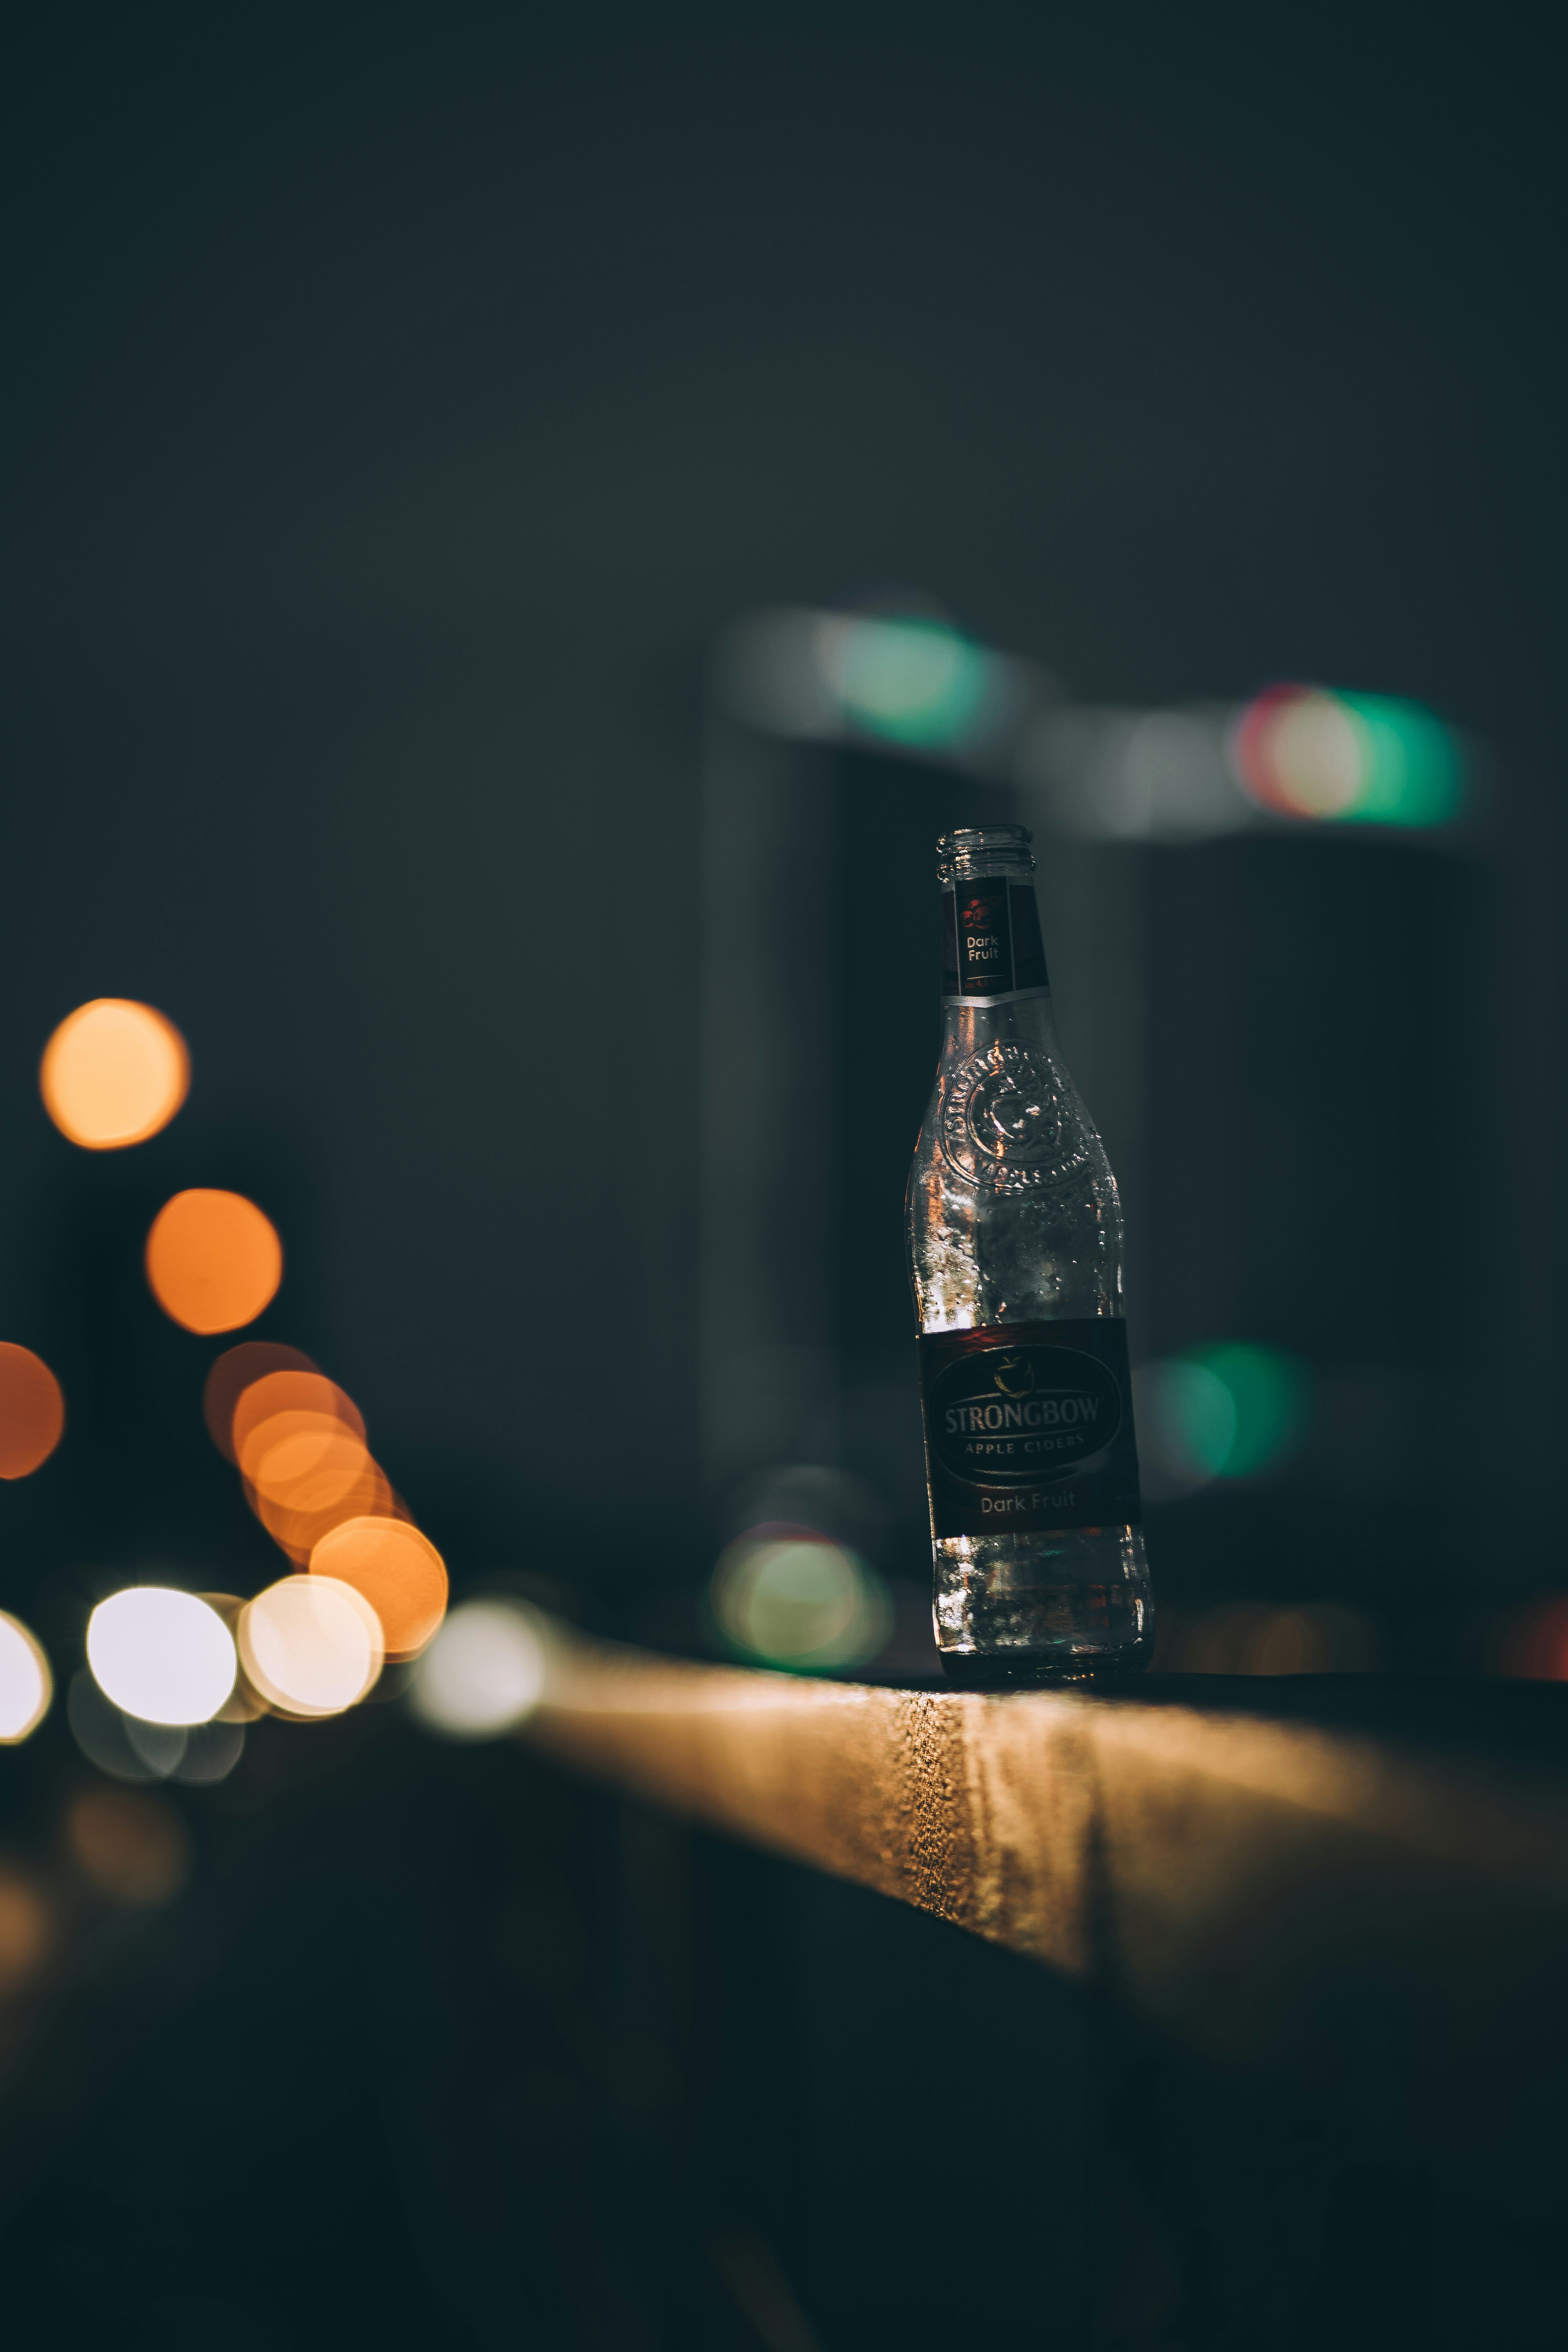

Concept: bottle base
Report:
left=938, top=1646, right=1150, bottom=1691
left=933, top=1531, right=1153, bottom=1689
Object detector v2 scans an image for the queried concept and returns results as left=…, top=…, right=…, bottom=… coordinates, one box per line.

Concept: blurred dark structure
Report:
left=2, top=5, right=1566, bottom=2345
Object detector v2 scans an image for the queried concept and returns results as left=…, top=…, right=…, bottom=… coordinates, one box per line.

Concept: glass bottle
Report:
left=907, top=824, right=1153, bottom=1685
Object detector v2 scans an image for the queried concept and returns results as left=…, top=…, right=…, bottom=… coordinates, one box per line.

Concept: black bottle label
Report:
left=943, top=882, right=1050, bottom=999
left=918, top=1318, right=1142, bottom=1536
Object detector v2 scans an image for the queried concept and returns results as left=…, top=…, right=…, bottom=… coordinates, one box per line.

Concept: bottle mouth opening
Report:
left=936, top=824, right=1034, bottom=885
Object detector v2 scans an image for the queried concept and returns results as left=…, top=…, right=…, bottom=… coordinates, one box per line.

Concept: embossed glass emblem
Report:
left=938, top=1041, right=1094, bottom=1192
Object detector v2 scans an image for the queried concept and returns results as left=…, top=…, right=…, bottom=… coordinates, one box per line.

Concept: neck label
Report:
left=943, top=881, right=1049, bottom=999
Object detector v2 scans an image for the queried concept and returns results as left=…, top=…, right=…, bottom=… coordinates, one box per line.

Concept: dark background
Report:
left=1, top=5, right=1564, bottom=2345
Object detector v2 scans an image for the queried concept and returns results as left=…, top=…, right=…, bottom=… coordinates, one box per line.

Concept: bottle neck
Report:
left=940, top=983, right=1061, bottom=1063
left=941, top=871, right=1050, bottom=1007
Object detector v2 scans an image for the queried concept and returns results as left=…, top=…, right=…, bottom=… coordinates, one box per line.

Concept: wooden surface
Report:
left=524, top=1629, right=1568, bottom=2105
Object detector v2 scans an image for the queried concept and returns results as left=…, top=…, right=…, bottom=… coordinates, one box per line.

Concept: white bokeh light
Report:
left=711, top=1535, right=892, bottom=1670
left=410, top=1600, right=547, bottom=1739
left=0, top=1611, right=53, bottom=1743
left=238, top=1575, right=383, bottom=1718
left=86, top=1588, right=236, bottom=1727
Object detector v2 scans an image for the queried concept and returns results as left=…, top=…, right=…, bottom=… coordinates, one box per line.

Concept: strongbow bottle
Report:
left=907, top=825, right=1153, bottom=1684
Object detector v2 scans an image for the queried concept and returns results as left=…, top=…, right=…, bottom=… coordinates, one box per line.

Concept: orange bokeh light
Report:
left=203, top=1341, right=318, bottom=1461
left=0, top=1344, right=66, bottom=1480
left=225, top=1368, right=388, bottom=1564
left=40, top=998, right=189, bottom=1149
left=230, top=1370, right=364, bottom=1462
left=145, top=1190, right=283, bottom=1334
left=311, top=1516, right=449, bottom=1660
left=249, top=1455, right=405, bottom=1566
left=240, top=1414, right=372, bottom=1512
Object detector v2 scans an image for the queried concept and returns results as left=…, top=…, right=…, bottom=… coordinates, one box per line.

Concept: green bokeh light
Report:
left=1152, top=1359, right=1237, bottom=1479
left=1171, top=1342, right=1314, bottom=1479
left=833, top=616, right=991, bottom=749
left=1337, top=693, right=1463, bottom=828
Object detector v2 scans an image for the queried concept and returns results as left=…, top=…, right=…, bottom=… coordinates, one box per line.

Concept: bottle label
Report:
left=918, top=1318, right=1142, bottom=1535
left=942, top=881, right=1049, bottom=1000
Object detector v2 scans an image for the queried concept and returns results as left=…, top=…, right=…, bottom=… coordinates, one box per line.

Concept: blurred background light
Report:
left=198, top=1594, right=267, bottom=1722
left=66, top=1670, right=246, bottom=1782
left=203, top=1341, right=318, bottom=1461
left=715, top=604, right=1481, bottom=842
left=64, top=1786, right=192, bottom=1907
left=0, top=1863, right=53, bottom=1997
left=309, top=1516, right=448, bottom=1660
left=68, top=1669, right=177, bottom=1780
left=39, top=998, right=189, bottom=1149
left=710, top=1530, right=893, bottom=1671
left=1139, top=1342, right=1313, bottom=1488
left=0, top=1611, right=53, bottom=1743
left=241, top=1411, right=373, bottom=1514
left=86, top=1588, right=237, bottom=1726
left=218, top=1367, right=413, bottom=1567
left=1020, top=689, right=1472, bottom=841
left=818, top=612, right=991, bottom=750
left=1230, top=684, right=1464, bottom=828
left=410, top=1598, right=548, bottom=1738
left=711, top=602, right=1036, bottom=769
left=1138, top=1358, right=1237, bottom=1488
left=238, top=1575, right=384, bottom=1717
left=0, top=1343, right=66, bottom=1480
left=146, top=1189, right=284, bottom=1333
left=1158, top=1600, right=1383, bottom=1674
left=229, top=1367, right=363, bottom=1463
left=1020, top=704, right=1251, bottom=841
left=171, top=1719, right=247, bottom=1782
left=1493, top=1595, right=1568, bottom=1679
left=249, top=1456, right=405, bottom=1567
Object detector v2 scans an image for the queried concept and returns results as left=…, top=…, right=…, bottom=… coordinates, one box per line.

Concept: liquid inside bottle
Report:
left=906, top=824, right=1154, bottom=1685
